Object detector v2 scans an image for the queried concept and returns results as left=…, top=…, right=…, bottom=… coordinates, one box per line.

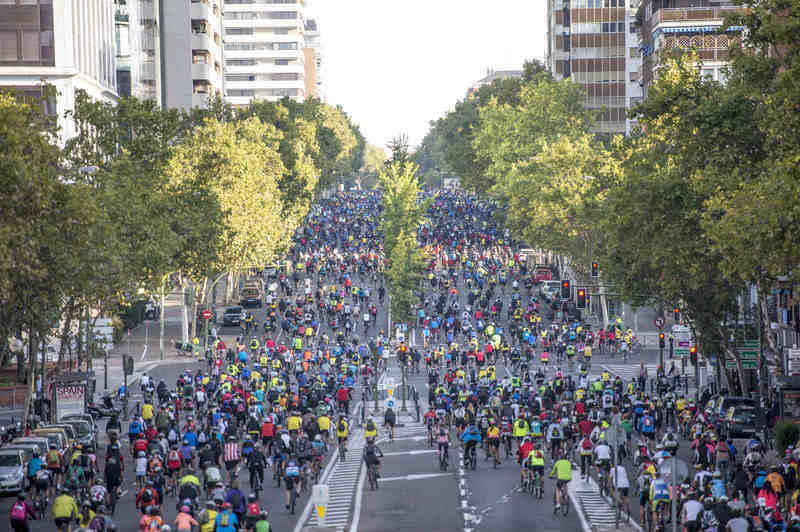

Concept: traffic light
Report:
left=658, top=332, right=665, bottom=349
left=124, top=355, right=134, bottom=376
left=690, top=346, right=697, bottom=365
left=591, top=262, right=599, bottom=278
left=561, top=280, right=571, bottom=299
left=673, top=307, right=680, bottom=323
left=577, top=289, right=586, bottom=309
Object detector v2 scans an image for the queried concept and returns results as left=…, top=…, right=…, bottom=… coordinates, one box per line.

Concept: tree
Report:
left=386, top=230, right=426, bottom=326
left=165, top=117, right=291, bottom=339
left=378, top=161, right=429, bottom=260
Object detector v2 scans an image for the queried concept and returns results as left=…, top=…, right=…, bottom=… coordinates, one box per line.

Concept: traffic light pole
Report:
left=659, top=346, right=664, bottom=373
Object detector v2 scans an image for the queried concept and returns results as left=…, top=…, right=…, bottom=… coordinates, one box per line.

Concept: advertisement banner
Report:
left=54, top=382, right=85, bottom=419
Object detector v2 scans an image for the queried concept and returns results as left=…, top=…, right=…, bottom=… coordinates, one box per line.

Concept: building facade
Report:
left=546, top=0, right=643, bottom=135
left=637, top=1, right=744, bottom=94
left=303, top=17, right=321, bottom=99
left=467, top=69, right=524, bottom=97
left=0, top=0, right=117, bottom=141
left=223, top=0, right=308, bottom=107
left=114, top=0, right=160, bottom=101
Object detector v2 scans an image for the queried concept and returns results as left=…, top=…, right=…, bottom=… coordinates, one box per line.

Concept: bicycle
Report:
left=249, top=467, right=263, bottom=499
left=466, top=444, right=477, bottom=470
left=439, top=446, right=449, bottom=471
left=553, top=481, right=570, bottom=516
left=648, top=501, right=667, bottom=532
left=367, top=463, right=379, bottom=490
left=615, top=488, right=629, bottom=525
left=532, top=470, right=544, bottom=499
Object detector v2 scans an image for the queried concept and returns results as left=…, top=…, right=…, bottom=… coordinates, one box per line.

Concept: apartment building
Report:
left=637, top=1, right=745, bottom=93
left=0, top=0, right=117, bottom=141
left=303, top=17, right=321, bottom=99
left=546, top=0, right=643, bottom=135
left=224, top=0, right=308, bottom=106
left=114, top=0, right=224, bottom=109
left=467, top=68, right=524, bottom=97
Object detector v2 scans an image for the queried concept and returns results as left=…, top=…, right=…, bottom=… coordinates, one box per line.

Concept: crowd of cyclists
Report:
left=6, top=188, right=796, bottom=532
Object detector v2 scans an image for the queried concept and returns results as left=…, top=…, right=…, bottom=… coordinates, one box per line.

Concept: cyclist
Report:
left=549, top=455, right=572, bottom=512
left=246, top=443, right=267, bottom=493
left=486, top=419, right=501, bottom=464
left=610, top=461, right=630, bottom=515
left=283, top=457, right=301, bottom=514
left=649, top=469, right=672, bottom=528
left=594, top=439, right=612, bottom=488
left=384, top=406, right=396, bottom=441
left=363, top=436, right=384, bottom=478
left=462, top=423, right=482, bottom=467
left=52, top=487, right=79, bottom=532
left=527, top=443, right=546, bottom=490
left=364, top=418, right=378, bottom=440
left=10, top=492, right=36, bottom=532
left=437, top=427, right=450, bottom=466
left=336, top=416, right=349, bottom=457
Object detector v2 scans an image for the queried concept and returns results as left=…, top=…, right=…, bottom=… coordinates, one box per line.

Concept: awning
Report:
left=656, top=24, right=743, bottom=35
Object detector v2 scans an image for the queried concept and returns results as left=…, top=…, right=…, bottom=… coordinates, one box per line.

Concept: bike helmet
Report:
left=248, top=493, right=257, bottom=503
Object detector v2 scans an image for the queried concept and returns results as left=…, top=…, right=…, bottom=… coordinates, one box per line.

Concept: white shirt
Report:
left=594, top=444, right=612, bottom=460
left=683, top=499, right=703, bottom=521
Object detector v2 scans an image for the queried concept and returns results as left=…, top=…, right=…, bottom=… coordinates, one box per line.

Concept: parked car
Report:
left=0, top=449, right=26, bottom=493
left=704, top=395, right=757, bottom=431
left=55, top=419, right=95, bottom=449
left=37, top=424, right=76, bottom=449
left=723, top=404, right=765, bottom=439
left=239, top=281, right=264, bottom=308
left=223, top=306, right=243, bottom=326
left=4, top=443, right=41, bottom=465
left=23, top=432, right=66, bottom=454
left=60, top=413, right=97, bottom=434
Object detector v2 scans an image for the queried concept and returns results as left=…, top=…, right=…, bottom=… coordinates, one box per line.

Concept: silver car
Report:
left=0, top=449, right=26, bottom=493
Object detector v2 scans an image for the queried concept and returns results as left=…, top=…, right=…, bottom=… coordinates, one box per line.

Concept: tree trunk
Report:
left=758, top=285, right=780, bottom=367
left=56, top=299, right=76, bottom=376
left=22, top=330, right=38, bottom=428
left=226, top=271, right=235, bottom=304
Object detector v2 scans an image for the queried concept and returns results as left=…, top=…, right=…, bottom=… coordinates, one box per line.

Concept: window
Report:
left=271, top=72, right=298, bottom=81
left=228, top=89, right=254, bottom=97
left=273, top=41, right=297, bottom=50
left=226, top=28, right=253, bottom=35
left=274, top=59, right=289, bottom=65
left=273, top=28, right=289, bottom=34
left=269, top=11, right=296, bottom=19
left=227, top=58, right=256, bottom=66
left=629, top=71, right=638, bottom=82
left=701, top=69, right=714, bottom=80
left=0, top=31, right=17, bottom=61
left=225, top=74, right=254, bottom=81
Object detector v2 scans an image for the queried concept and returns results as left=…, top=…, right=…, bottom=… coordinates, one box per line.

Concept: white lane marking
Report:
left=378, top=472, right=452, bottom=482
left=381, top=449, right=438, bottom=457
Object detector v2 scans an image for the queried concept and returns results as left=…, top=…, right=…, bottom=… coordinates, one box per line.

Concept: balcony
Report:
left=192, top=32, right=215, bottom=52
left=225, top=63, right=304, bottom=75
left=226, top=79, right=304, bottom=90
left=192, top=62, right=212, bottom=80
left=191, top=0, right=213, bottom=20
left=651, top=6, right=748, bottom=28
left=224, top=18, right=299, bottom=29
left=225, top=2, right=301, bottom=12
left=224, top=48, right=300, bottom=60
left=192, top=93, right=211, bottom=108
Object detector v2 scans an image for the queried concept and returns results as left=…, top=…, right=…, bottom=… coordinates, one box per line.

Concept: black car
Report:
left=705, top=395, right=756, bottom=431
left=223, top=307, right=243, bottom=326
left=723, top=404, right=764, bottom=438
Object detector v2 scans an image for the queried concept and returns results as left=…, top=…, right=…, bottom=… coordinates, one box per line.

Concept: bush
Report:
left=773, top=420, right=800, bottom=455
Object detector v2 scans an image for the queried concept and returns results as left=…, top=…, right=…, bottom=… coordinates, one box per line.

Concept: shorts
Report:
left=284, top=477, right=297, bottom=490
left=385, top=420, right=395, bottom=428
left=645, top=432, right=655, bottom=440
left=639, top=491, right=649, bottom=506
left=556, top=479, right=568, bottom=489
left=54, top=518, right=70, bottom=529
left=531, top=465, right=544, bottom=476
left=225, top=460, right=239, bottom=472
left=616, top=487, right=629, bottom=497
left=488, top=438, right=500, bottom=448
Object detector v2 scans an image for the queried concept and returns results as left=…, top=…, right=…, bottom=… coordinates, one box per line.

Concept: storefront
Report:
left=775, top=376, right=800, bottom=419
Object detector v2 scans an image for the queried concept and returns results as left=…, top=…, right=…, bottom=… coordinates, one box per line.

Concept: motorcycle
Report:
left=87, top=394, right=121, bottom=418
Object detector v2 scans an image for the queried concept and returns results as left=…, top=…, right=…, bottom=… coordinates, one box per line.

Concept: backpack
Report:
left=47, top=450, right=60, bottom=467
left=551, top=427, right=560, bottom=438
left=89, top=515, right=106, bottom=531
left=229, top=490, right=241, bottom=510
left=11, top=501, right=27, bottom=521
left=219, top=512, right=231, bottom=528
left=582, top=438, right=593, bottom=450
left=167, top=450, right=181, bottom=469
left=366, top=420, right=375, bottom=432
left=141, top=488, right=153, bottom=503
left=337, top=421, right=346, bottom=432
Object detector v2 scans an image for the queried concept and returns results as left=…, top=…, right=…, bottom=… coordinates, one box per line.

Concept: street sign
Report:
left=201, top=309, right=212, bottom=320
left=788, top=348, right=800, bottom=376
left=726, top=340, right=759, bottom=369
left=654, top=317, right=665, bottom=329
left=312, top=484, right=329, bottom=526
left=386, top=399, right=395, bottom=408
left=673, top=325, right=692, bottom=358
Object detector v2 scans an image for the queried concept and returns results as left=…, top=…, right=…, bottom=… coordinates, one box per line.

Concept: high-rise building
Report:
left=114, top=0, right=224, bottom=110
left=223, top=0, right=308, bottom=107
left=303, top=17, right=321, bottom=99
left=636, top=1, right=745, bottom=93
left=0, top=0, right=117, bottom=141
left=115, top=0, right=160, bottom=101
left=546, top=0, right=643, bottom=135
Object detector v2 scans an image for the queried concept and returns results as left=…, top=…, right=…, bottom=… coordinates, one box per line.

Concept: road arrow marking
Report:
left=378, top=472, right=452, bottom=482
left=382, top=449, right=437, bottom=457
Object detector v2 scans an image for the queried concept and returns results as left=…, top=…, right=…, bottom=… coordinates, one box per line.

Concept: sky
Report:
left=307, top=0, right=547, bottom=150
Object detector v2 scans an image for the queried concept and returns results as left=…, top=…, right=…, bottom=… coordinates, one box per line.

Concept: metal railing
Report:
left=651, top=6, right=748, bottom=26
